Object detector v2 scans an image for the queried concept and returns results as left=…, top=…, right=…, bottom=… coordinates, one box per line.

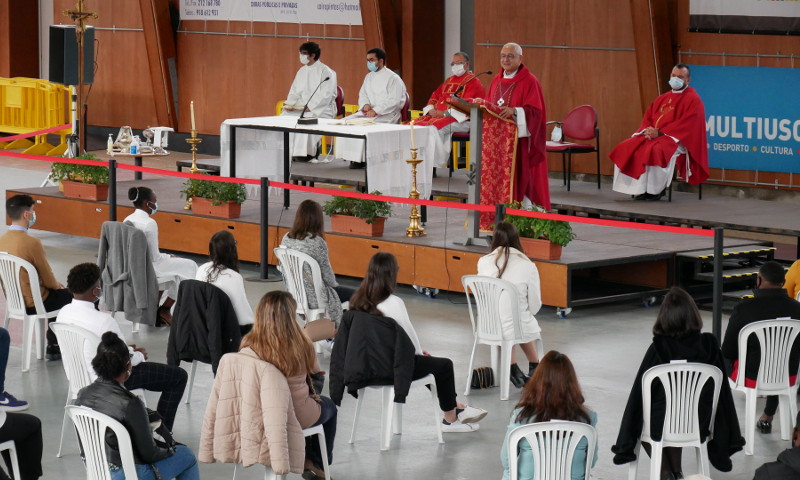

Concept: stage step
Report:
left=696, top=266, right=761, bottom=281
left=676, top=245, right=776, bottom=260
left=722, top=289, right=755, bottom=301
left=676, top=242, right=775, bottom=298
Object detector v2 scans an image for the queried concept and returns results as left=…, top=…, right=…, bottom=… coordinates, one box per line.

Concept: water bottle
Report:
left=107, top=134, right=114, bottom=155
left=130, top=135, right=140, bottom=155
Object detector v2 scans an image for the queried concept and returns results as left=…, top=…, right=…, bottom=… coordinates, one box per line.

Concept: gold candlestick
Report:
left=406, top=148, right=426, bottom=237
left=184, top=129, right=203, bottom=210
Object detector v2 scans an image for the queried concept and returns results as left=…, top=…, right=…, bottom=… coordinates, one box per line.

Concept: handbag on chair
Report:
left=303, top=317, right=337, bottom=342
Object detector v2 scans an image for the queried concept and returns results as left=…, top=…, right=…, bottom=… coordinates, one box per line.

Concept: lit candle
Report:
left=409, top=119, right=416, bottom=149
left=190, top=101, right=196, bottom=131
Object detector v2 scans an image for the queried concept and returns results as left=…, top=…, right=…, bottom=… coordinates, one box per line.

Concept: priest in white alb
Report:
left=281, top=41, right=338, bottom=162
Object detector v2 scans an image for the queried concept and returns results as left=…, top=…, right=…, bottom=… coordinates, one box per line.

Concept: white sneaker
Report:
left=309, top=158, right=320, bottom=164
left=458, top=405, right=488, bottom=424
left=441, top=418, right=479, bottom=433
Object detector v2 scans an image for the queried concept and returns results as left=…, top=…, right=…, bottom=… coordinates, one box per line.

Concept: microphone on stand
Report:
left=297, top=76, right=331, bottom=125
left=452, top=71, right=492, bottom=98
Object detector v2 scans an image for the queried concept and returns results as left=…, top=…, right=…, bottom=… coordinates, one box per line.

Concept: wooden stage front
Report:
left=9, top=174, right=773, bottom=312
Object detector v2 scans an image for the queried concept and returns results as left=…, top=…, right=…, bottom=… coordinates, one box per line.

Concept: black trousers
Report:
left=306, top=396, right=337, bottom=471
left=25, top=288, right=72, bottom=347
left=412, top=355, right=457, bottom=412
left=724, top=358, right=779, bottom=416
left=334, top=286, right=355, bottom=304
left=0, top=413, right=42, bottom=480
left=124, top=362, right=188, bottom=430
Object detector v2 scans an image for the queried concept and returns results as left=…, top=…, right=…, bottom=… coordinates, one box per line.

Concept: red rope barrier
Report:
left=0, top=123, right=72, bottom=142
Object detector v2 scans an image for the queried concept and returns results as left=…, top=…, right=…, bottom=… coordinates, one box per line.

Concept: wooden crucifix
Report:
left=63, top=0, right=97, bottom=155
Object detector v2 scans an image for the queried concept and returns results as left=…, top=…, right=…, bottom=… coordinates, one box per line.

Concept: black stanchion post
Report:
left=495, top=204, right=506, bottom=226
left=712, top=227, right=723, bottom=340
left=260, top=177, right=269, bottom=280
left=108, top=159, right=117, bottom=221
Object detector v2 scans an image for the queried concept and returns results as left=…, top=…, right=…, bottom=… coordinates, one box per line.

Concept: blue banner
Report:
left=691, top=65, right=800, bottom=173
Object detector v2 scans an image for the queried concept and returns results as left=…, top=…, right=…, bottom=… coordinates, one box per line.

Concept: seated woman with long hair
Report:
left=477, top=221, right=542, bottom=388
left=281, top=199, right=353, bottom=326
left=124, top=186, right=198, bottom=325
left=500, top=350, right=597, bottom=480
left=240, top=291, right=336, bottom=480
left=612, top=287, right=744, bottom=480
left=196, top=230, right=254, bottom=335
left=76, top=332, right=199, bottom=480
left=347, top=252, right=488, bottom=432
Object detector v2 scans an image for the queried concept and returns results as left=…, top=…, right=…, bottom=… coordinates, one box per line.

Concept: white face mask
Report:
left=451, top=64, right=466, bottom=77
left=300, top=54, right=310, bottom=65
left=669, top=76, right=685, bottom=90
left=27, top=210, right=36, bottom=228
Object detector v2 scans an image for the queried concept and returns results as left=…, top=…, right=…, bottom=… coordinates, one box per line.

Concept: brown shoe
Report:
left=156, top=306, right=172, bottom=327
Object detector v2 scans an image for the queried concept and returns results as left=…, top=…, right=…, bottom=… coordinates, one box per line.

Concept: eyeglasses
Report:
left=450, top=61, right=465, bottom=66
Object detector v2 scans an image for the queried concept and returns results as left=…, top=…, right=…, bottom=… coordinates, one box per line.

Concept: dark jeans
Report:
left=25, top=288, right=72, bottom=347
left=124, top=362, right=188, bottom=430
left=0, top=329, right=8, bottom=392
left=306, top=396, right=337, bottom=471
left=412, top=355, right=457, bottom=412
left=334, top=286, right=355, bottom=304
left=0, top=413, right=42, bottom=480
left=724, top=358, right=779, bottom=416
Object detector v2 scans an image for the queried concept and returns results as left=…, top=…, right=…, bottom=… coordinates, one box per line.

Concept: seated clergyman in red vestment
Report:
left=413, top=52, right=486, bottom=168
left=475, top=42, right=548, bottom=230
left=610, top=64, right=708, bottom=201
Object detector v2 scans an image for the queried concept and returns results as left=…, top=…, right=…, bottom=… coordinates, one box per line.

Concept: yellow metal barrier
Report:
left=0, top=77, right=71, bottom=155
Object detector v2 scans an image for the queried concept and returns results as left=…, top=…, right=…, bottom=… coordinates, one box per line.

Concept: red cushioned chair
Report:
left=400, top=92, right=410, bottom=123
left=546, top=105, right=601, bottom=191
left=335, top=86, right=345, bottom=118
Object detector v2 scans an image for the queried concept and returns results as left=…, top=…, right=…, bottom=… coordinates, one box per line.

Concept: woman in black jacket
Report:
left=611, top=287, right=744, bottom=480
left=77, top=332, right=199, bottom=480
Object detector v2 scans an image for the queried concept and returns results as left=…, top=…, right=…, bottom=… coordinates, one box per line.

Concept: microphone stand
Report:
left=297, top=76, right=330, bottom=125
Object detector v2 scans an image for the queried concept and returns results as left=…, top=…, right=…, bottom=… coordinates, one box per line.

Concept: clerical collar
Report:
left=670, top=87, right=687, bottom=94
left=503, top=69, right=519, bottom=79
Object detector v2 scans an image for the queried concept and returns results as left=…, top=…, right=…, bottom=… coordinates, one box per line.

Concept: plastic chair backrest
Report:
left=561, top=105, right=597, bottom=141
left=275, top=100, right=285, bottom=116
left=274, top=247, right=327, bottom=319
left=507, top=420, right=597, bottom=480
left=641, top=362, right=722, bottom=444
left=736, top=318, right=800, bottom=392
left=0, top=252, right=46, bottom=317
left=336, top=86, right=345, bottom=117
left=462, top=275, right=523, bottom=342
left=66, top=405, right=138, bottom=480
left=51, top=323, right=100, bottom=397
left=400, top=92, right=410, bottom=123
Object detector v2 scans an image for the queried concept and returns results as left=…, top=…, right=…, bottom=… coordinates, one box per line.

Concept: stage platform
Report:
left=8, top=174, right=768, bottom=313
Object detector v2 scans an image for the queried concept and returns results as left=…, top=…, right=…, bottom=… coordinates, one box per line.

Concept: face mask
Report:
left=669, top=76, right=684, bottom=90
left=149, top=202, right=159, bottom=215
left=94, top=286, right=104, bottom=301
left=451, top=64, right=466, bottom=77
left=300, top=54, right=310, bottom=65
left=367, top=61, right=378, bottom=72
left=27, top=210, right=36, bottom=228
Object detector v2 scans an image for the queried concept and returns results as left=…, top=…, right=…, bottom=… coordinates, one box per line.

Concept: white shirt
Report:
left=357, top=67, right=407, bottom=124
left=285, top=60, right=338, bottom=119
left=196, top=262, right=254, bottom=326
left=56, top=299, right=144, bottom=381
left=377, top=295, right=422, bottom=355
left=123, top=209, right=167, bottom=264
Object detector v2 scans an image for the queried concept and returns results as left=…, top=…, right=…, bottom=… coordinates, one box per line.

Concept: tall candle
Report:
left=190, top=101, right=196, bottom=131
left=409, top=119, right=416, bottom=149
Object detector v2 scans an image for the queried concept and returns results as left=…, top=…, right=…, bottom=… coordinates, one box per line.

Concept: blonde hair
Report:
left=240, top=291, right=315, bottom=377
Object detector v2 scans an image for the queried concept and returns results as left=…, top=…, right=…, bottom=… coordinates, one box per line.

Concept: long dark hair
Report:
left=349, top=252, right=398, bottom=315
left=515, top=350, right=591, bottom=424
left=288, top=200, right=325, bottom=240
left=653, top=287, right=703, bottom=338
left=491, top=221, right=524, bottom=278
left=206, top=230, right=239, bottom=282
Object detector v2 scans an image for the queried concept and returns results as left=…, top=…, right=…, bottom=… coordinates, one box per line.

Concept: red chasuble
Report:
left=412, top=73, right=486, bottom=129
left=610, top=86, right=708, bottom=184
left=479, top=64, right=548, bottom=229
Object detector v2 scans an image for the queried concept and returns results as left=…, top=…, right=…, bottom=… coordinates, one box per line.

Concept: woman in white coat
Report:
left=476, top=221, right=542, bottom=389
left=124, top=186, right=198, bottom=325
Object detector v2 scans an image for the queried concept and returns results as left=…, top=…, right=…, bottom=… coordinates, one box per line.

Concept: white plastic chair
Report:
left=0, top=252, right=60, bottom=372
left=462, top=275, right=544, bottom=400
left=507, top=420, right=597, bottom=480
left=348, top=373, right=444, bottom=451
left=628, top=361, right=722, bottom=480
left=730, top=318, right=800, bottom=455
left=66, top=405, right=138, bottom=480
left=0, top=436, right=21, bottom=480
left=274, top=247, right=329, bottom=321
left=232, top=424, right=331, bottom=480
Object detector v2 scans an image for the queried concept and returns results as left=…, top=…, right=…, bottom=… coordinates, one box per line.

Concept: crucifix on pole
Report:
left=63, top=0, right=97, bottom=155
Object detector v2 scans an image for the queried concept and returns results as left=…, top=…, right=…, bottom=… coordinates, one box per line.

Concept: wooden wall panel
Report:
left=1, top=0, right=39, bottom=77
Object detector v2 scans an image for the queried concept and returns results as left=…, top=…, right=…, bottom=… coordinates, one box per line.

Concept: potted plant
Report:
left=322, top=192, right=392, bottom=237
left=180, top=176, right=247, bottom=219
left=503, top=202, right=575, bottom=260
left=50, top=153, right=110, bottom=201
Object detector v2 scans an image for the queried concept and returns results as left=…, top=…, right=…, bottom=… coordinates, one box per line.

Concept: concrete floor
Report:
left=0, top=158, right=791, bottom=480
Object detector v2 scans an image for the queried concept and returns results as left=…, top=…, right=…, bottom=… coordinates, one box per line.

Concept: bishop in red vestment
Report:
left=610, top=64, right=708, bottom=200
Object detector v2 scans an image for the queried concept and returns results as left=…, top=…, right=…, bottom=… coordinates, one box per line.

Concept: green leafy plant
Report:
left=50, top=153, right=109, bottom=185
left=180, top=175, right=247, bottom=205
left=504, top=201, right=575, bottom=247
left=322, top=191, right=392, bottom=224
